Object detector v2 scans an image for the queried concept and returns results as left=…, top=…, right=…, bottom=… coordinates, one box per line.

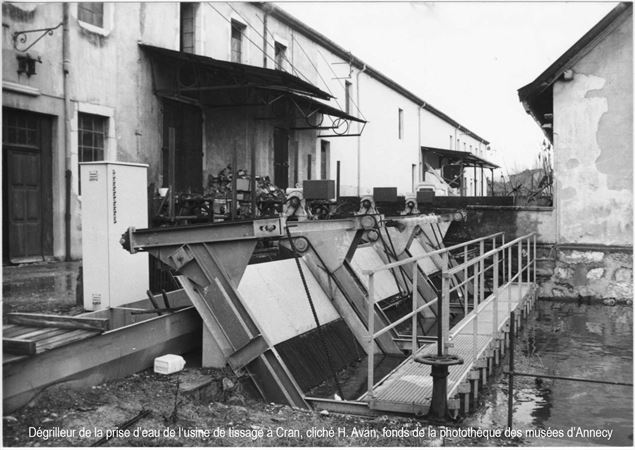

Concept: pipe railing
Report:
left=363, top=231, right=508, bottom=399
left=443, top=232, right=536, bottom=362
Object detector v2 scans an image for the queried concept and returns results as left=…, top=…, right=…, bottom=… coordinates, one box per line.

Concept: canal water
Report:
left=464, top=299, right=633, bottom=446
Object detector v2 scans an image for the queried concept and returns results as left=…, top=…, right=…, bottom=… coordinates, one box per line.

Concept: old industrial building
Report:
left=518, top=2, right=632, bottom=300
left=2, top=4, right=631, bottom=437
left=2, top=1, right=493, bottom=264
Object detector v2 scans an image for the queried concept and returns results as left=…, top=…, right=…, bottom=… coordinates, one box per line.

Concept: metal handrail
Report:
left=444, top=233, right=536, bottom=362
left=365, top=231, right=507, bottom=399
left=363, top=231, right=505, bottom=275
left=365, top=231, right=537, bottom=400
left=446, top=233, right=534, bottom=276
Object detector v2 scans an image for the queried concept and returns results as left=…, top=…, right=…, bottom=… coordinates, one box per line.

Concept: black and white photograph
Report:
left=2, top=0, right=633, bottom=446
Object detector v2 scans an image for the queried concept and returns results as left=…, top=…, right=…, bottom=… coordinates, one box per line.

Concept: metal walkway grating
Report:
left=362, top=282, right=533, bottom=414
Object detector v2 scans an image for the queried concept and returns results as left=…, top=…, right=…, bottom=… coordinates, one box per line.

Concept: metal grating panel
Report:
left=364, top=282, right=533, bottom=410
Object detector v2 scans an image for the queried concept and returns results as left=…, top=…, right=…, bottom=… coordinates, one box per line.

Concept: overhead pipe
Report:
left=63, top=3, right=72, bottom=261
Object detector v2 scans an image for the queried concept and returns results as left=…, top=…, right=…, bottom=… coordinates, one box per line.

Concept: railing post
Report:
left=411, top=262, right=418, bottom=354
left=472, top=254, right=479, bottom=362
left=441, top=253, right=449, bottom=356
left=507, top=244, right=512, bottom=314
left=502, top=234, right=506, bottom=283
left=463, top=245, right=469, bottom=315
left=507, top=310, right=515, bottom=429
left=507, top=244, right=512, bottom=284
left=493, top=251, right=499, bottom=338
left=533, top=234, right=537, bottom=284
left=479, top=240, right=485, bottom=303
left=526, top=237, right=531, bottom=285
left=517, top=241, right=522, bottom=302
left=367, top=272, right=375, bottom=399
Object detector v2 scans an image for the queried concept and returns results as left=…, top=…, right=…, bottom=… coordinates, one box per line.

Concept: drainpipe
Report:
left=417, top=103, right=423, bottom=183
left=262, top=10, right=268, bottom=68
left=356, top=63, right=366, bottom=197
left=63, top=3, right=72, bottom=261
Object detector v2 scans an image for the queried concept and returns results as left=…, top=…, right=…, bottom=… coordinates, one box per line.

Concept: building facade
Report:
left=2, top=2, right=491, bottom=264
left=518, top=2, right=632, bottom=300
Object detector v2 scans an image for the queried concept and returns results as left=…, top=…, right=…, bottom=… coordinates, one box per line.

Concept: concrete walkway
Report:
left=2, top=261, right=82, bottom=316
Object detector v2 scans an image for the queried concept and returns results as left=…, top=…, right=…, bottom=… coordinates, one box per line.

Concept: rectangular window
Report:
left=307, top=154, right=312, bottom=180
left=320, top=140, right=330, bottom=179
left=449, top=135, right=452, bottom=149
left=78, top=2, right=104, bottom=28
left=345, top=81, right=352, bottom=114
left=274, top=41, right=286, bottom=70
left=464, top=142, right=467, bottom=151
left=398, top=108, right=403, bottom=140
left=78, top=113, right=107, bottom=194
left=231, top=20, right=245, bottom=63
left=456, top=138, right=459, bottom=150
left=180, top=3, right=195, bottom=53
left=3, top=111, right=38, bottom=146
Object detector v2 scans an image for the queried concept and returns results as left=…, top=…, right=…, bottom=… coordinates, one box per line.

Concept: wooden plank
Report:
left=3, top=338, right=36, bottom=356
left=7, top=313, right=109, bottom=331
left=35, top=330, right=99, bottom=353
left=10, top=327, right=68, bottom=342
left=3, top=307, right=201, bottom=413
left=3, top=326, right=40, bottom=338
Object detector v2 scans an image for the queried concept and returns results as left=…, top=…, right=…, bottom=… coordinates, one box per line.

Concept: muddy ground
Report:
left=3, top=262, right=526, bottom=447
left=3, top=363, right=528, bottom=447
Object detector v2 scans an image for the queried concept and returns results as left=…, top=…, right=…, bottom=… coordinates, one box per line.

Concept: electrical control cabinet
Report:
left=80, top=162, right=149, bottom=310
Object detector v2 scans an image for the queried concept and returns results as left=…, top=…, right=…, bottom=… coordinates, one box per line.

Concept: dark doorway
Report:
left=273, top=128, right=289, bottom=190
left=162, top=100, right=203, bottom=193
left=2, top=108, right=53, bottom=264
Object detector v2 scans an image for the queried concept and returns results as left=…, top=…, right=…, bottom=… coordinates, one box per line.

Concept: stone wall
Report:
left=446, top=207, right=632, bottom=302
left=536, top=246, right=632, bottom=303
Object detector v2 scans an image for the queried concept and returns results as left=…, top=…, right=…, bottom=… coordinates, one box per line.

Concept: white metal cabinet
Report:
left=80, top=162, right=149, bottom=310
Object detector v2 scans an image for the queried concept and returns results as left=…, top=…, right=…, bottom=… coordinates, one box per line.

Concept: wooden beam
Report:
left=3, top=308, right=201, bottom=413
left=3, top=338, right=36, bottom=356
left=6, top=313, right=109, bottom=331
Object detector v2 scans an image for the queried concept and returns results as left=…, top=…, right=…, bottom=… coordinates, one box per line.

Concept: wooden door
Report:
left=273, top=128, right=289, bottom=190
left=2, top=109, right=53, bottom=264
left=162, top=100, right=203, bottom=193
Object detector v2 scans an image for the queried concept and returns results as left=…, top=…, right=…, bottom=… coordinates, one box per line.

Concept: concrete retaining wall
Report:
left=446, top=205, right=632, bottom=301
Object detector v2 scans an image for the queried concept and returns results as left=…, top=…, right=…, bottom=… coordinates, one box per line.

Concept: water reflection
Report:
left=466, top=300, right=633, bottom=446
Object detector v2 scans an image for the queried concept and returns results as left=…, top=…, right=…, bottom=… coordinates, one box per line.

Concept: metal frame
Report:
left=362, top=231, right=537, bottom=402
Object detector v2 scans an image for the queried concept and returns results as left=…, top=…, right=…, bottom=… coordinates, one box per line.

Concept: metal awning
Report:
left=140, top=43, right=365, bottom=137
left=421, top=146, right=499, bottom=169
left=139, top=43, right=332, bottom=104
left=284, top=93, right=367, bottom=137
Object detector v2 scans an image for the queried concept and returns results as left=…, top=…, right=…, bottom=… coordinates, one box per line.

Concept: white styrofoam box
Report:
left=154, top=354, right=186, bottom=374
left=80, top=162, right=149, bottom=310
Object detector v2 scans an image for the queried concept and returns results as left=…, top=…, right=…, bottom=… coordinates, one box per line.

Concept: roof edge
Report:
left=259, top=2, right=490, bottom=145
left=518, top=2, right=632, bottom=102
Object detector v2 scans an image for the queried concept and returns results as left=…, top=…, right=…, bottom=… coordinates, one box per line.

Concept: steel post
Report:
left=507, top=310, right=515, bottom=428
left=367, top=272, right=375, bottom=399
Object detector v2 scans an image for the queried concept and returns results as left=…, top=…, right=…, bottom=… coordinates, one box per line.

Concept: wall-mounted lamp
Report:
left=16, top=53, right=42, bottom=77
